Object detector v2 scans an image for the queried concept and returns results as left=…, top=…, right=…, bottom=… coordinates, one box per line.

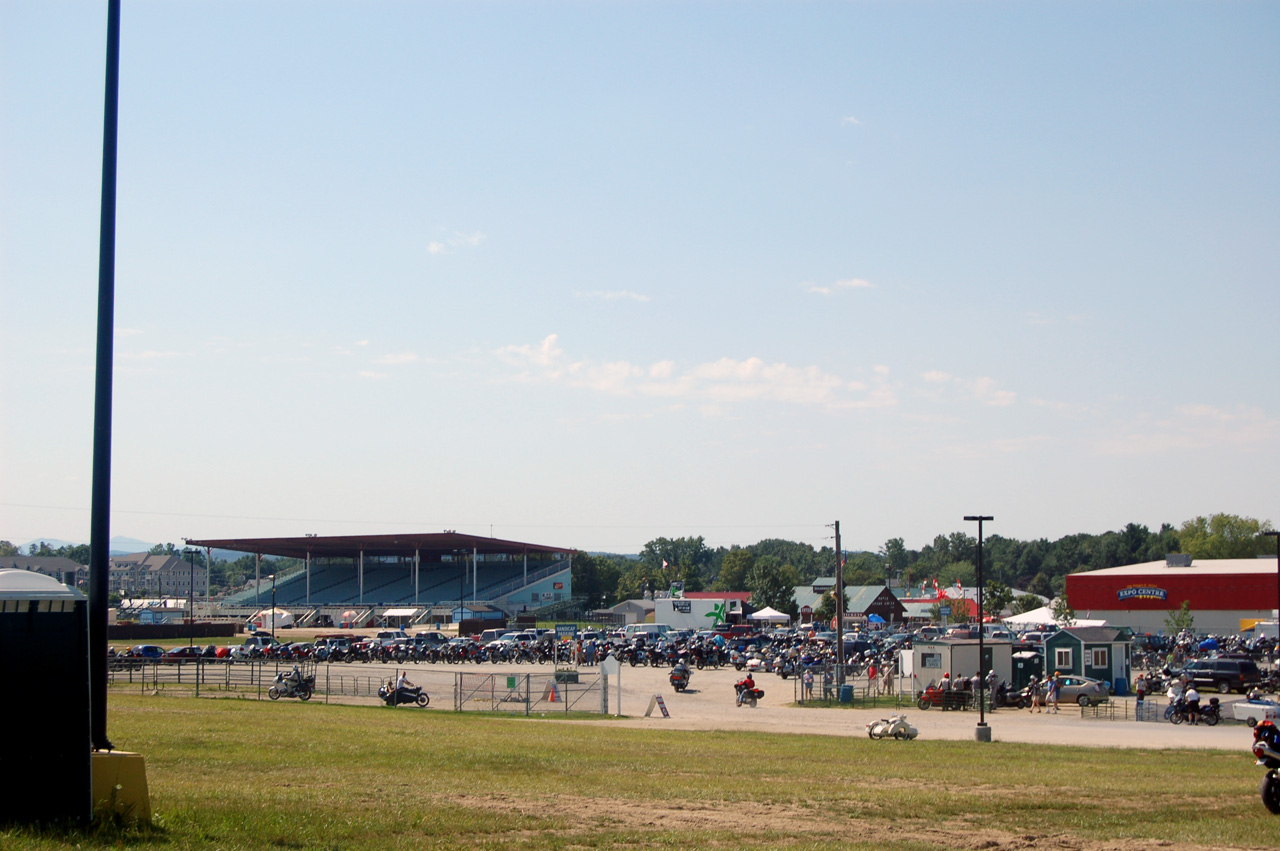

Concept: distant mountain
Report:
left=16, top=535, right=155, bottom=557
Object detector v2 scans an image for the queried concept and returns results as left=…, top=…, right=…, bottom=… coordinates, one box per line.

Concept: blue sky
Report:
left=2, top=1, right=1277, bottom=556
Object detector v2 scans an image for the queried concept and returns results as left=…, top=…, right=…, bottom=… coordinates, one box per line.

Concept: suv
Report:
left=1181, top=658, right=1262, bottom=694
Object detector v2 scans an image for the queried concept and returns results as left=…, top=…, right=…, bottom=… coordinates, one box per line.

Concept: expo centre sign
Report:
left=1117, top=584, right=1168, bottom=602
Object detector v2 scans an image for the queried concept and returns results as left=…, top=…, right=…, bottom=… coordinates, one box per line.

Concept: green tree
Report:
left=1010, top=594, right=1043, bottom=615
left=571, top=553, right=623, bottom=609
left=1050, top=597, right=1076, bottom=628
left=1164, top=600, right=1195, bottom=633
left=813, top=589, right=849, bottom=623
left=880, top=537, right=909, bottom=578
left=1178, top=513, right=1275, bottom=559
left=0, top=540, right=19, bottom=556
left=745, top=557, right=800, bottom=617
left=983, top=580, right=1014, bottom=619
left=714, top=548, right=754, bottom=591
left=1027, top=572, right=1053, bottom=598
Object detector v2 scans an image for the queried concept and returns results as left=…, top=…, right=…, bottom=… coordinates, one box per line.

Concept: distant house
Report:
left=109, top=553, right=207, bottom=598
left=594, top=599, right=655, bottom=626
left=1044, top=627, right=1132, bottom=688
left=0, top=556, right=85, bottom=587
left=792, top=581, right=906, bottom=626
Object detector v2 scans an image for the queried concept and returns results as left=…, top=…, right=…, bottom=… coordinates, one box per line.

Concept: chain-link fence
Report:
left=454, top=671, right=607, bottom=715
left=105, top=658, right=609, bottom=714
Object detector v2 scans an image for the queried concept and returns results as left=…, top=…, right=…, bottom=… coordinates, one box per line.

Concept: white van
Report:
left=623, top=623, right=672, bottom=641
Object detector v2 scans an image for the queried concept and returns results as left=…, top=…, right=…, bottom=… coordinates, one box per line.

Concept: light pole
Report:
left=965, top=515, right=994, bottom=742
left=1263, top=531, right=1280, bottom=643
left=185, top=547, right=194, bottom=649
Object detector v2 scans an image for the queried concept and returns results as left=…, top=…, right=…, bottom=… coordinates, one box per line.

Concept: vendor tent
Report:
left=250, top=608, right=294, bottom=630
left=1002, top=606, right=1107, bottom=628
left=748, top=606, right=791, bottom=623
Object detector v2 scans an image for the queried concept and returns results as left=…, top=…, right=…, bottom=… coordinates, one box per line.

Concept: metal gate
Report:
left=454, top=671, right=605, bottom=715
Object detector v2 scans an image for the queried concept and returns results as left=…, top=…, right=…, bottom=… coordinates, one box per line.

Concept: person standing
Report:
left=1134, top=673, right=1146, bottom=704
left=1046, top=673, right=1061, bottom=714
left=802, top=667, right=814, bottom=702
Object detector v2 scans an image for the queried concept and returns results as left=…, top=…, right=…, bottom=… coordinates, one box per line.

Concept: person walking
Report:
left=802, top=667, right=814, bottom=702
left=1046, top=673, right=1061, bottom=714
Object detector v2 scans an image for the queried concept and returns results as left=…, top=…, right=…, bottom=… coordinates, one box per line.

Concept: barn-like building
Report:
left=1064, top=556, right=1279, bottom=635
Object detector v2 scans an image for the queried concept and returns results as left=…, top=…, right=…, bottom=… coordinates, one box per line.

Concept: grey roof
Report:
left=0, top=568, right=85, bottom=600
left=1052, top=627, right=1128, bottom=644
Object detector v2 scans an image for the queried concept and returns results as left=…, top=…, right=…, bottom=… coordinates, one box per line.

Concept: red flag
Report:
left=932, top=578, right=940, bottom=598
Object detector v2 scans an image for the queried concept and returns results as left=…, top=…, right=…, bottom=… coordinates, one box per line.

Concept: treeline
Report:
left=6, top=513, right=1274, bottom=606
left=571, top=514, right=1277, bottom=616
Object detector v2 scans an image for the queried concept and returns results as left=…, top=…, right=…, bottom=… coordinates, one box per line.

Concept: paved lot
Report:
left=331, top=657, right=1258, bottom=751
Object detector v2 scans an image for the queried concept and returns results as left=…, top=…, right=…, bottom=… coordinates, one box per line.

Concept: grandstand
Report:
left=187, top=532, right=574, bottom=625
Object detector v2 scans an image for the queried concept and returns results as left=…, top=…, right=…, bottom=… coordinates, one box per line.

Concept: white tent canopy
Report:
left=249, top=608, right=294, bottom=630
left=1002, top=606, right=1107, bottom=628
left=748, top=606, right=791, bottom=623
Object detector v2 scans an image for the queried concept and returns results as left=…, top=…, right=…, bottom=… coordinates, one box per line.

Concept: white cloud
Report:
left=120, top=350, right=187, bottom=360
left=1096, top=404, right=1279, bottom=456
left=806, top=277, right=873, bottom=295
left=574, top=290, right=651, bottom=302
left=358, top=370, right=387, bottom=380
left=918, top=370, right=1016, bottom=406
left=374, top=352, right=419, bottom=365
left=494, top=335, right=897, bottom=412
left=841, top=115, right=863, bottom=125
left=427, top=230, right=486, bottom=255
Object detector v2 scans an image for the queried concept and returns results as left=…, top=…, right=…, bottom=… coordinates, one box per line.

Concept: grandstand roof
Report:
left=184, top=532, right=573, bottom=561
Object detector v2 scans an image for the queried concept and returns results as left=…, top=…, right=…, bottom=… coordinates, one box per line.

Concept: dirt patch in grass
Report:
left=446, top=793, right=1234, bottom=851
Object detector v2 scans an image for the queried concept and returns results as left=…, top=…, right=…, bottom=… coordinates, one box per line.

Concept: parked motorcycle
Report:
left=267, top=671, right=314, bottom=701
left=1252, top=720, right=1280, bottom=814
left=378, top=684, right=430, bottom=707
left=916, top=685, right=972, bottom=711
left=1166, top=695, right=1220, bottom=725
left=866, top=713, right=919, bottom=740
left=670, top=663, right=692, bottom=693
left=734, top=680, right=765, bottom=708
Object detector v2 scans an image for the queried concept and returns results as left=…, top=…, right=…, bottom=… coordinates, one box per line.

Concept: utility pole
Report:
left=834, top=521, right=844, bottom=687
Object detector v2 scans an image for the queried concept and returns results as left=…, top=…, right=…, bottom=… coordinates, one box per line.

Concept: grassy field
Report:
left=5, top=694, right=1278, bottom=850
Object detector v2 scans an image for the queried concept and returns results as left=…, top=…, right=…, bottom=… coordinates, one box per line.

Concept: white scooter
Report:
left=866, top=713, right=918, bottom=740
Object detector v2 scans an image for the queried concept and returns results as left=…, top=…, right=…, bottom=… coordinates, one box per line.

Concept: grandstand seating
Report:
left=219, top=560, right=566, bottom=610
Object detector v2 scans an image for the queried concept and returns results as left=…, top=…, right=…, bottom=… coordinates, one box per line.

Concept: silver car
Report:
left=1044, top=674, right=1109, bottom=707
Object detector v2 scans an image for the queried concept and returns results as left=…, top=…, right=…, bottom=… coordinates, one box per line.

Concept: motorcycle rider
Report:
left=1184, top=684, right=1201, bottom=725
left=285, top=664, right=304, bottom=693
left=736, top=672, right=756, bottom=706
left=394, top=670, right=416, bottom=705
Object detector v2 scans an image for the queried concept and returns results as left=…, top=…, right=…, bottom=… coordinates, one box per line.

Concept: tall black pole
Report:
left=1263, top=531, right=1280, bottom=643
left=965, top=515, right=994, bottom=740
left=834, top=521, right=844, bottom=687
left=89, top=0, right=122, bottom=753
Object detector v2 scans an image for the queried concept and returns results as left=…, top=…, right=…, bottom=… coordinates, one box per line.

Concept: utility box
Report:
left=0, top=569, right=92, bottom=824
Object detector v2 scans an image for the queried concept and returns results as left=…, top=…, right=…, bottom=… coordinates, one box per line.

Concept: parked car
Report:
left=162, top=646, right=202, bottom=659
left=1179, top=658, right=1262, bottom=694
left=1047, top=674, right=1109, bottom=707
left=129, top=644, right=163, bottom=659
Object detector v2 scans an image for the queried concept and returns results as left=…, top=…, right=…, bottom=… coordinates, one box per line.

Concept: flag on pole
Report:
left=932, top=578, right=940, bottom=599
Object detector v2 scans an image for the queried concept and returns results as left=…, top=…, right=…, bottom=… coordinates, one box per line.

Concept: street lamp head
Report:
left=964, top=515, right=994, bottom=522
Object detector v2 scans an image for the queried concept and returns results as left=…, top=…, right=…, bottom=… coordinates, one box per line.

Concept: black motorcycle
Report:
left=1252, top=720, right=1280, bottom=814
left=670, top=663, right=691, bottom=692
left=379, top=683, right=430, bottom=707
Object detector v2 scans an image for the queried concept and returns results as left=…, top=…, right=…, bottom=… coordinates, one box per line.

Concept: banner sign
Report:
left=673, top=600, right=691, bottom=614
left=1117, top=585, right=1168, bottom=602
